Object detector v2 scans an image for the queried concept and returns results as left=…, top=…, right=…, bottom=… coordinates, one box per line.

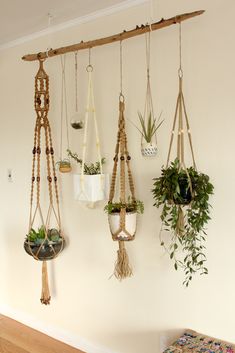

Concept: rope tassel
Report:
left=40, top=261, right=51, bottom=305
left=114, top=241, right=133, bottom=280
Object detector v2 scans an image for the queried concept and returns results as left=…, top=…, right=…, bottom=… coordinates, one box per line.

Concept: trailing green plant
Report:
left=67, top=149, right=105, bottom=175
left=26, top=226, right=62, bottom=245
left=152, top=158, right=214, bottom=286
left=134, top=112, right=163, bottom=144
left=104, top=197, right=144, bottom=215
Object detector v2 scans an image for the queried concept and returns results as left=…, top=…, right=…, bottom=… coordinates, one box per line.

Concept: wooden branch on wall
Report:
left=22, top=10, right=204, bottom=62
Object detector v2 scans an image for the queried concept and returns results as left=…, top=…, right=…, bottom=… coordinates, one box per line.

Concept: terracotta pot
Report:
left=108, top=211, right=137, bottom=241
left=24, top=239, right=65, bottom=261
left=141, top=142, right=157, bottom=157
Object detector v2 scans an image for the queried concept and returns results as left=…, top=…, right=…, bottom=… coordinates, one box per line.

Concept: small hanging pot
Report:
left=58, top=159, right=72, bottom=173
left=141, top=142, right=158, bottom=157
left=108, top=211, right=137, bottom=241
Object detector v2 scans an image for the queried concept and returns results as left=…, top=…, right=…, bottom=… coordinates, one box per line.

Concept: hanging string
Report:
left=46, top=13, right=53, bottom=57
left=119, top=40, right=123, bottom=97
left=75, top=51, right=78, bottom=113
left=178, top=22, right=183, bottom=78
left=60, top=55, right=70, bottom=161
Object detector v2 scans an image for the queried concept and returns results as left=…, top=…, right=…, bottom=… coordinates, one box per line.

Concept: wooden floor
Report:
left=0, top=314, right=85, bottom=353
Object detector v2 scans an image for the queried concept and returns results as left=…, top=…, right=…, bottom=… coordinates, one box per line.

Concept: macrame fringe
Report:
left=40, top=261, right=51, bottom=305
left=176, top=205, right=185, bottom=237
left=114, top=241, right=133, bottom=280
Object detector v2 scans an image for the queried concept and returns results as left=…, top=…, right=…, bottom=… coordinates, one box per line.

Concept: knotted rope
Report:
left=28, top=58, right=64, bottom=305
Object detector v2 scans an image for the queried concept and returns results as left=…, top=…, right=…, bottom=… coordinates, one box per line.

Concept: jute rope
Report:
left=109, top=91, right=136, bottom=279
left=28, top=58, right=64, bottom=305
left=165, top=23, right=197, bottom=236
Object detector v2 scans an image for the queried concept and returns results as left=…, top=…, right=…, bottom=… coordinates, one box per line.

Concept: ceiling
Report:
left=0, top=0, right=142, bottom=47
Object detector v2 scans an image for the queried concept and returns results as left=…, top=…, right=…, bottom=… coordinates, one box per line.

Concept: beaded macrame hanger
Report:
left=166, top=22, right=197, bottom=171
left=27, top=58, right=65, bottom=305
left=108, top=40, right=136, bottom=279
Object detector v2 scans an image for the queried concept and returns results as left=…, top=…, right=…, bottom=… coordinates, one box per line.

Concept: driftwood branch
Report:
left=22, top=10, right=204, bottom=62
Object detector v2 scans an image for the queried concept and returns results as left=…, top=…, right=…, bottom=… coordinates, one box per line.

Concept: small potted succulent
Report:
left=152, top=158, right=214, bottom=286
left=24, top=226, right=65, bottom=261
left=68, top=149, right=109, bottom=203
left=56, top=158, right=72, bottom=173
left=104, top=197, right=144, bottom=241
left=135, top=112, right=163, bottom=157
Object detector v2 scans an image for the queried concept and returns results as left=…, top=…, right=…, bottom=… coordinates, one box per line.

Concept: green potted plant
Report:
left=104, top=197, right=144, bottom=241
left=152, top=158, right=214, bottom=286
left=135, top=112, right=163, bottom=157
left=56, top=158, right=72, bottom=173
left=67, top=149, right=109, bottom=203
left=24, top=226, right=65, bottom=260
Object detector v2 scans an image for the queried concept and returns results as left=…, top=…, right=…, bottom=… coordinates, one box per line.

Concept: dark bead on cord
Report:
left=120, top=156, right=125, bottom=161
left=37, top=176, right=40, bottom=182
left=54, top=176, right=57, bottom=182
left=32, top=177, right=35, bottom=182
left=113, top=156, right=118, bottom=162
left=127, top=155, right=131, bottom=160
left=46, top=147, right=50, bottom=154
left=47, top=176, right=52, bottom=182
left=32, top=147, right=36, bottom=154
left=50, top=148, right=54, bottom=155
left=36, top=147, right=41, bottom=154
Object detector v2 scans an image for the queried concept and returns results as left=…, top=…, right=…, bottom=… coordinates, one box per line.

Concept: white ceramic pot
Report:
left=73, top=174, right=110, bottom=203
left=108, top=211, right=137, bottom=241
left=141, top=142, right=158, bottom=157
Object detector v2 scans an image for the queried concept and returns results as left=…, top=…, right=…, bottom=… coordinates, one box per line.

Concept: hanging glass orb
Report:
left=70, top=112, right=83, bottom=130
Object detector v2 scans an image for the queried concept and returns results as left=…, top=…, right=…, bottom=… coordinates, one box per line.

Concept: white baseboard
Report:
left=0, top=303, right=118, bottom=353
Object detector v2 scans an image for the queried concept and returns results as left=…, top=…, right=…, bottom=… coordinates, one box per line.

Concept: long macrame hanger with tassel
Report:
left=27, top=58, right=65, bottom=305
left=59, top=54, right=71, bottom=173
left=108, top=40, right=136, bottom=280
left=166, top=23, right=197, bottom=235
left=71, top=51, right=83, bottom=130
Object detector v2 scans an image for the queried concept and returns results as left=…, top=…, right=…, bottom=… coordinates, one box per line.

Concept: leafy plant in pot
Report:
left=104, top=197, right=144, bottom=241
left=24, top=226, right=65, bottom=261
left=134, top=112, right=163, bottom=157
left=152, top=158, right=214, bottom=286
left=68, top=149, right=109, bottom=204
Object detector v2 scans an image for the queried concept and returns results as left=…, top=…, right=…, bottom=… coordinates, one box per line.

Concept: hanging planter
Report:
left=68, top=149, right=109, bottom=205
left=105, top=198, right=144, bottom=241
left=26, top=58, right=65, bottom=305
left=70, top=52, right=83, bottom=130
left=57, top=55, right=72, bottom=174
left=24, top=227, right=65, bottom=261
left=135, top=33, right=163, bottom=158
left=152, top=24, right=214, bottom=287
left=69, top=57, right=109, bottom=206
left=56, top=159, right=72, bottom=173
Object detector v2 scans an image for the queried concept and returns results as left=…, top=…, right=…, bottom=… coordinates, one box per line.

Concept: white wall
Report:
left=0, top=1, right=234, bottom=353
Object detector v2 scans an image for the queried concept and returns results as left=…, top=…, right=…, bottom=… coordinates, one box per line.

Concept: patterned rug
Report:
left=163, top=330, right=235, bottom=353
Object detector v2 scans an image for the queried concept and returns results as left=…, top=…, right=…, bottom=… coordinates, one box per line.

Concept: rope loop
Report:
left=86, top=64, right=93, bottom=72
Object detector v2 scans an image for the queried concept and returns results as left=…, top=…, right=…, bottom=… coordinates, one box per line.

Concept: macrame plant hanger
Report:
left=59, top=54, right=72, bottom=173
left=108, top=41, right=136, bottom=280
left=140, top=30, right=159, bottom=157
left=77, top=49, right=104, bottom=204
left=166, top=23, right=197, bottom=234
left=71, top=52, right=83, bottom=130
left=27, top=58, right=65, bottom=305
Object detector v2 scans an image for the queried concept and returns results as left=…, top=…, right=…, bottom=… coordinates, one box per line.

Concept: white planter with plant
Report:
left=68, top=150, right=109, bottom=204
left=104, top=198, right=144, bottom=241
